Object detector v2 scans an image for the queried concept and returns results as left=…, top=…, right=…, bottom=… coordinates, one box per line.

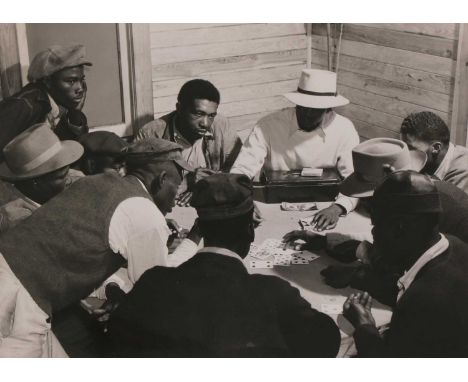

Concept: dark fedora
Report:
left=0, top=123, right=84, bottom=181
left=340, top=138, right=427, bottom=198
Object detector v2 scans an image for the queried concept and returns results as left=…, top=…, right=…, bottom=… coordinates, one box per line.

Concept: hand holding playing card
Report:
left=343, top=292, right=376, bottom=328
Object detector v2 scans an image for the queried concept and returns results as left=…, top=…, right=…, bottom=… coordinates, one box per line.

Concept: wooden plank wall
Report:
left=0, top=24, right=22, bottom=101
left=149, top=23, right=305, bottom=140
left=149, top=23, right=459, bottom=142
left=310, top=23, right=459, bottom=140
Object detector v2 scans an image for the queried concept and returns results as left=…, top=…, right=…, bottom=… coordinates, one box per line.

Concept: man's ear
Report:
left=152, top=171, right=167, bottom=193
left=432, top=141, right=442, bottom=155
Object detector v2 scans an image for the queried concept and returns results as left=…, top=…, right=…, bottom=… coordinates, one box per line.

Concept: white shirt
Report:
left=397, top=234, right=449, bottom=302
left=91, top=178, right=198, bottom=298
left=230, top=108, right=360, bottom=213
left=434, top=142, right=455, bottom=181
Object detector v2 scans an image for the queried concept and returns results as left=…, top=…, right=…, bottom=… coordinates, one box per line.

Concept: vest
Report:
left=0, top=173, right=151, bottom=316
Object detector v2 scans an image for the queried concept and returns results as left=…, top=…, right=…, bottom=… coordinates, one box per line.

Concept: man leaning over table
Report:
left=230, top=69, right=360, bottom=230
left=0, top=138, right=200, bottom=357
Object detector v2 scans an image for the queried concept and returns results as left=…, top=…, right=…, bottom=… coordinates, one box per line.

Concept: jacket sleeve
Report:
left=54, top=110, right=88, bottom=141
left=0, top=98, right=38, bottom=153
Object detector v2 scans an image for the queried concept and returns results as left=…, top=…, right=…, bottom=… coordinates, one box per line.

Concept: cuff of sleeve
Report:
left=335, top=194, right=359, bottom=215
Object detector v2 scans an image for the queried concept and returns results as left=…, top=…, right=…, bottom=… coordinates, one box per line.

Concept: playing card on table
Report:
left=249, top=244, right=272, bottom=260
left=320, top=304, right=342, bottom=315
left=291, top=255, right=308, bottom=265
left=261, top=238, right=297, bottom=256
left=273, top=254, right=292, bottom=266
left=249, top=260, right=273, bottom=269
left=280, top=202, right=318, bottom=212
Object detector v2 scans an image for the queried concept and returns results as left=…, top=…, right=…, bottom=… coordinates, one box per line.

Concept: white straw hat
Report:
left=284, top=69, right=349, bottom=109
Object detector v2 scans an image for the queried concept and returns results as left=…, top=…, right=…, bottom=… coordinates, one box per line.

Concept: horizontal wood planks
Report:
left=150, top=23, right=459, bottom=142
left=150, top=23, right=306, bottom=137
left=311, top=23, right=458, bottom=140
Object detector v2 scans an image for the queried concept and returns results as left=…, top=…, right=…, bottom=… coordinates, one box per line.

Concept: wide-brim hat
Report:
left=0, top=123, right=84, bottom=181
left=340, top=138, right=427, bottom=198
left=284, top=69, right=349, bottom=109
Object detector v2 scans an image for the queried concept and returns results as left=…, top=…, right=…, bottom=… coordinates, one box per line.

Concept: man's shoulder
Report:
left=256, top=108, right=295, bottom=128
left=137, top=112, right=176, bottom=139
left=452, top=145, right=468, bottom=163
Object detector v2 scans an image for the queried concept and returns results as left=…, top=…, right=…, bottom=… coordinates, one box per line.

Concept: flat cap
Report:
left=125, top=137, right=193, bottom=172
left=79, top=131, right=127, bottom=157
left=191, top=173, right=254, bottom=221
left=28, top=44, right=92, bottom=82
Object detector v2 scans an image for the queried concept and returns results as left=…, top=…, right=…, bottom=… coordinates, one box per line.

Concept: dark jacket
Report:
left=353, top=235, right=468, bottom=357
left=107, top=251, right=341, bottom=357
left=0, top=83, right=87, bottom=155
left=349, top=180, right=468, bottom=306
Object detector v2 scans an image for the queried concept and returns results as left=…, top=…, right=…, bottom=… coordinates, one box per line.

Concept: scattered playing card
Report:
left=274, top=254, right=292, bottom=266
left=321, top=304, right=342, bottom=315
left=307, top=254, right=320, bottom=262
left=281, top=202, right=318, bottom=212
left=249, top=260, right=273, bottom=269
left=301, top=168, right=323, bottom=177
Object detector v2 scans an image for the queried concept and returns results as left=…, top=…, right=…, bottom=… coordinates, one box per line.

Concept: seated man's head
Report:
left=175, top=79, right=220, bottom=143
left=400, top=111, right=450, bottom=175
left=339, top=137, right=427, bottom=199
left=370, top=170, right=442, bottom=274
left=191, top=173, right=255, bottom=258
left=79, top=131, right=127, bottom=176
left=125, top=138, right=193, bottom=215
left=28, top=45, right=92, bottom=110
left=0, top=123, right=84, bottom=204
left=284, top=69, right=349, bottom=132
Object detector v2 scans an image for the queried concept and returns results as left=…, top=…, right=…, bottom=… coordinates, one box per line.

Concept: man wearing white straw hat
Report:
left=231, top=69, right=359, bottom=230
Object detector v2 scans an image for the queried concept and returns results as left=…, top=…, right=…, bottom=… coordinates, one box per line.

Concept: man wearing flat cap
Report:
left=0, top=137, right=199, bottom=357
left=107, top=173, right=340, bottom=357
left=340, top=171, right=468, bottom=357
left=0, top=44, right=91, bottom=155
left=78, top=131, right=127, bottom=176
left=231, top=69, right=360, bottom=231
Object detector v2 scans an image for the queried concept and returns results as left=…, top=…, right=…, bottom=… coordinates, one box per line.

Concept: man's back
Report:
left=107, top=251, right=340, bottom=357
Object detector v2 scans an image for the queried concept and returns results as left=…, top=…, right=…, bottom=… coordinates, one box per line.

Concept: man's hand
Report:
left=0, top=198, right=38, bottom=230
left=343, top=292, right=376, bottom=328
left=91, top=283, right=126, bottom=325
left=282, top=230, right=326, bottom=250
left=312, top=203, right=345, bottom=231
left=320, top=264, right=360, bottom=288
left=253, top=202, right=264, bottom=227
left=74, top=80, right=87, bottom=111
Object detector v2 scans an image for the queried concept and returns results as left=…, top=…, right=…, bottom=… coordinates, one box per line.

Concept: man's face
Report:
left=47, top=66, right=86, bottom=109
left=151, top=163, right=183, bottom=216
left=295, top=105, right=328, bottom=132
left=34, top=165, right=70, bottom=203
left=177, top=99, right=218, bottom=142
left=401, top=133, right=435, bottom=173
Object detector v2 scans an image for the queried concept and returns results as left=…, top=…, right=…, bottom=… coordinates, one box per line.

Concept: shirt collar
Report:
left=24, top=195, right=41, bottom=208
left=434, top=143, right=454, bottom=180
left=134, top=177, right=150, bottom=195
left=289, top=109, right=336, bottom=137
left=397, top=233, right=449, bottom=302
left=197, top=246, right=244, bottom=264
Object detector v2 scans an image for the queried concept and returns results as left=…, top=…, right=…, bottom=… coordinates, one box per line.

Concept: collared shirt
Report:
left=197, top=246, right=244, bottom=263
left=230, top=107, right=360, bottom=213
left=397, top=234, right=449, bottom=302
left=46, top=93, right=66, bottom=129
left=434, top=143, right=455, bottom=181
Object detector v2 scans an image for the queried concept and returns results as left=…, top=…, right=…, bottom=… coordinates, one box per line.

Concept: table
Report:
left=168, top=201, right=392, bottom=345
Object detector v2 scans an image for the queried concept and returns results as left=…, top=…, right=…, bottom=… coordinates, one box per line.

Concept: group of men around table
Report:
left=1, top=44, right=468, bottom=357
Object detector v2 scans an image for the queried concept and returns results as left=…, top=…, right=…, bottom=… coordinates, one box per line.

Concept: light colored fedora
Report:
left=0, top=123, right=84, bottom=181
left=284, top=69, right=349, bottom=109
left=340, top=138, right=427, bottom=198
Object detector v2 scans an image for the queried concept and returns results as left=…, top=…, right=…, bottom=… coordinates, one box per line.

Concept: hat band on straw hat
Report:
left=10, top=141, right=61, bottom=174
left=297, top=88, right=337, bottom=97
